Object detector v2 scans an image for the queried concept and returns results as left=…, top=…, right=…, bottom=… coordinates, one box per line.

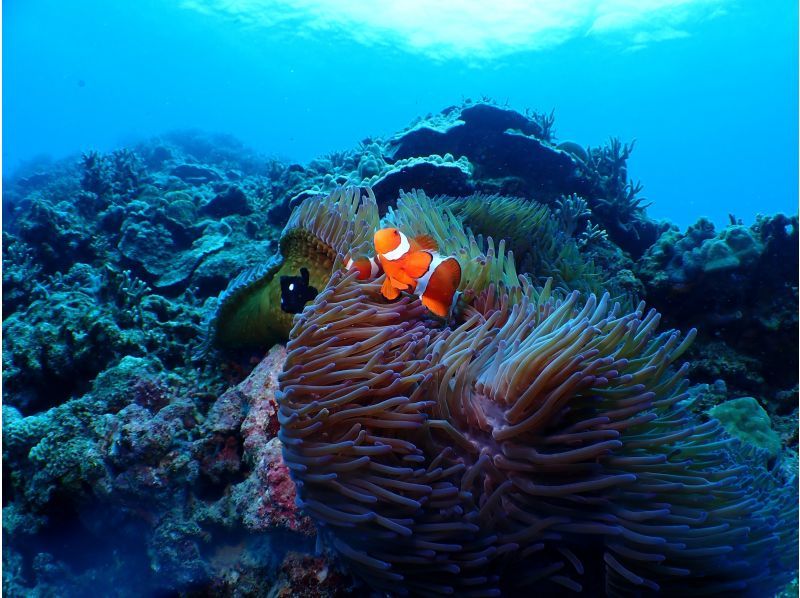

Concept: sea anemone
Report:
left=277, top=191, right=797, bottom=596
left=437, top=191, right=605, bottom=295
left=202, top=187, right=615, bottom=356
left=196, top=187, right=378, bottom=355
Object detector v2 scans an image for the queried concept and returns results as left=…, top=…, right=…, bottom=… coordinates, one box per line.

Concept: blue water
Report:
left=4, top=0, right=797, bottom=229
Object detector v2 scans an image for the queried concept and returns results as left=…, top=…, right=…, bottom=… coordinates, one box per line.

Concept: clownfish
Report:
left=347, top=228, right=462, bottom=318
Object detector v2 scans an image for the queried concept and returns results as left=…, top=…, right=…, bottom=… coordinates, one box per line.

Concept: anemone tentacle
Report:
left=279, top=238, right=797, bottom=597
left=197, top=187, right=379, bottom=355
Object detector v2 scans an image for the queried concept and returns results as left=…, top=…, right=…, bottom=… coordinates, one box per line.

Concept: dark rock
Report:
left=144, top=145, right=173, bottom=169
left=200, top=186, right=251, bottom=218
left=154, top=221, right=231, bottom=290
left=370, top=156, right=475, bottom=208
left=388, top=103, right=543, bottom=160
left=385, top=103, right=582, bottom=201
left=170, top=164, right=223, bottom=185
left=16, top=198, right=96, bottom=273
left=119, top=219, right=177, bottom=278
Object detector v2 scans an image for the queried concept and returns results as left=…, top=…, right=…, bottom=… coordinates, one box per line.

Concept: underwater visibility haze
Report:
left=2, top=1, right=799, bottom=596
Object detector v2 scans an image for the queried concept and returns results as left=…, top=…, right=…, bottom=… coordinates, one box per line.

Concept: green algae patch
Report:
left=200, top=187, right=379, bottom=355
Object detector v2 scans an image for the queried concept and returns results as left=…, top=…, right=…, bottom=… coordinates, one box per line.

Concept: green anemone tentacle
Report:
left=200, top=186, right=609, bottom=355
left=196, top=186, right=379, bottom=356
left=212, top=229, right=336, bottom=350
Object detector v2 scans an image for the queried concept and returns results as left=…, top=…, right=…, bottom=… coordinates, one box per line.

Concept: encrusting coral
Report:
left=277, top=187, right=797, bottom=596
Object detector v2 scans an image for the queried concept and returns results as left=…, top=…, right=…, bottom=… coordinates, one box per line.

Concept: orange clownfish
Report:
left=346, top=228, right=462, bottom=318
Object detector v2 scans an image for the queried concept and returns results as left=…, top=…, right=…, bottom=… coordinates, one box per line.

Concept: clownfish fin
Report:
left=381, top=276, right=401, bottom=300
left=390, top=277, right=411, bottom=290
left=389, top=266, right=416, bottom=286
left=422, top=296, right=449, bottom=318
left=420, top=257, right=461, bottom=318
left=412, top=235, right=438, bottom=252
left=399, top=250, right=433, bottom=279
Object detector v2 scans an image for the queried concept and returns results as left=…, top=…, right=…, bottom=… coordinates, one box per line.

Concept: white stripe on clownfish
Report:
left=382, top=231, right=410, bottom=261
left=413, top=251, right=445, bottom=298
left=346, top=256, right=382, bottom=278
left=368, top=257, right=380, bottom=277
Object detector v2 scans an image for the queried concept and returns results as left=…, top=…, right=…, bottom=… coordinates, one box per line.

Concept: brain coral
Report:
left=277, top=188, right=797, bottom=596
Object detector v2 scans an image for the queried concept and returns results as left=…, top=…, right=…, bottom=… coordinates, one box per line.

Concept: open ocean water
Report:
left=2, top=2, right=799, bottom=597
left=5, top=0, right=798, bottom=228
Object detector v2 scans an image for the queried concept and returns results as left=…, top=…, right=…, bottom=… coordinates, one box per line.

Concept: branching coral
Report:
left=81, top=150, right=113, bottom=197
left=526, top=108, right=556, bottom=142
left=2, top=231, right=43, bottom=316
left=278, top=202, right=797, bottom=595
left=80, top=149, right=146, bottom=200
left=576, top=137, right=665, bottom=257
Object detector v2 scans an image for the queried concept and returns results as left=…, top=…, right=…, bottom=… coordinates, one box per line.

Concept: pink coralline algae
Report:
left=239, top=349, right=283, bottom=452
left=206, top=345, right=313, bottom=534
left=239, top=437, right=314, bottom=534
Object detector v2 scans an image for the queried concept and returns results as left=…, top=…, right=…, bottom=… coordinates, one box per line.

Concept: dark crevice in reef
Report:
left=10, top=495, right=153, bottom=592
left=2, top=462, right=14, bottom=508
left=20, top=366, right=95, bottom=417
left=194, top=469, right=247, bottom=503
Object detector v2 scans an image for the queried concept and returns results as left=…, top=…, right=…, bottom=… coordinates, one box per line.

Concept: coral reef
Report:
left=2, top=264, right=196, bottom=414
left=3, top=345, right=336, bottom=596
left=218, top=100, right=666, bottom=257
left=381, top=102, right=668, bottom=256
left=384, top=103, right=579, bottom=200
left=370, top=154, right=475, bottom=207
left=637, top=214, right=799, bottom=411
left=3, top=101, right=797, bottom=596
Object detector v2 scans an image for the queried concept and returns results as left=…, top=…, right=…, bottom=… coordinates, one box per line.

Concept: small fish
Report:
left=280, top=267, right=318, bottom=314
left=347, top=228, right=461, bottom=318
